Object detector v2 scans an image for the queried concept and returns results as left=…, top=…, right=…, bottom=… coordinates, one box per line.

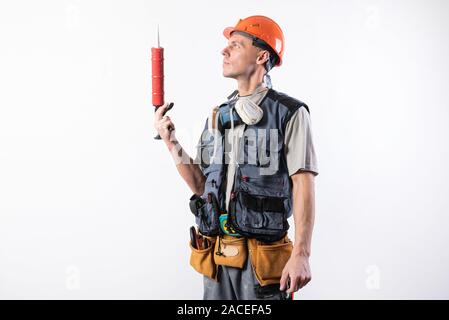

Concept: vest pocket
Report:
left=239, top=173, right=286, bottom=198
left=195, top=192, right=221, bottom=236
left=238, top=191, right=286, bottom=231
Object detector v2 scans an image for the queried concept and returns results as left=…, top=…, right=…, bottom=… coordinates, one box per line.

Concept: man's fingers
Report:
left=158, top=119, right=175, bottom=131
left=154, top=104, right=167, bottom=120
left=154, top=102, right=173, bottom=120
left=279, top=272, right=289, bottom=291
left=160, top=118, right=174, bottom=127
left=298, top=276, right=307, bottom=289
left=302, top=275, right=312, bottom=288
left=156, top=116, right=174, bottom=129
left=287, top=276, right=299, bottom=294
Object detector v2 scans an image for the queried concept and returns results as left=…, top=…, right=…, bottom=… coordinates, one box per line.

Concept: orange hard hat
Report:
left=223, top=15, right=285, bottom=67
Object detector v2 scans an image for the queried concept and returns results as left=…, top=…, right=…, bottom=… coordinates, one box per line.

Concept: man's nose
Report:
left=221, top=46, right=229, bottom=56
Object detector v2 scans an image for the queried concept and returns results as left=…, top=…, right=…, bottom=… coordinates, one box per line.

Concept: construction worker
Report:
left=154, top=15, right=318, bottom=300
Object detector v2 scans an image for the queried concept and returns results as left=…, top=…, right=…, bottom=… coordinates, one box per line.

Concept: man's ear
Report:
left=256, top=50, right=270, bottom=65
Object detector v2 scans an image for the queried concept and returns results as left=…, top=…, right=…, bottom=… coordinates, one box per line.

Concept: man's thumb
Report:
left=155, top=102, right=171, bottom=119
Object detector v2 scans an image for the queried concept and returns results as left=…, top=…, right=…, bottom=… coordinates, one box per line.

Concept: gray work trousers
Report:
left=203, top=251, right=291, bottom=300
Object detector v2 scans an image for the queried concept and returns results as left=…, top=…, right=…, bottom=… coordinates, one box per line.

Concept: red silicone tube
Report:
left=151, top=47, right=164, bottom=107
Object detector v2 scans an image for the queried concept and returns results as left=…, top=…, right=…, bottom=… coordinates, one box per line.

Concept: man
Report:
left=154, top=15, right=318, bottom=300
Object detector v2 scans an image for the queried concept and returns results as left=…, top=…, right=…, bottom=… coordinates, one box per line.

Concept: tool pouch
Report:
left=247, top=235, right=293, bottom=286
left=214, top=235, right=248, bottom=269
left=189, top=234, right=219, bottom=281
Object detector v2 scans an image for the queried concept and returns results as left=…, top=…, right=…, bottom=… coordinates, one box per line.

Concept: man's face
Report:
left=221, top=32, right=264, bottom=79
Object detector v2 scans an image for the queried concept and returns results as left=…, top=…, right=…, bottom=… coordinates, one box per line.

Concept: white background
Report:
left=0, top=0, right=448, bottom=299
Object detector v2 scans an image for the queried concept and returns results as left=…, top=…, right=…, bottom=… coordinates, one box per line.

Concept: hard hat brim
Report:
left=223, top=27, right=235, bottom=39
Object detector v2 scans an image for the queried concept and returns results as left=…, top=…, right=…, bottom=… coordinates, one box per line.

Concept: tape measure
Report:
left=219, top=214, right=241, bottom=236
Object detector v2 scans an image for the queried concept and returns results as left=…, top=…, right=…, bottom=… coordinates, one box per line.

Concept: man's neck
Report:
left=237, top=72, right=266, bottom=96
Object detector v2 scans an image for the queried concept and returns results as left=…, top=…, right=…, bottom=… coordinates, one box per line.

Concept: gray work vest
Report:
left=191, top=88, right=309, bottom=243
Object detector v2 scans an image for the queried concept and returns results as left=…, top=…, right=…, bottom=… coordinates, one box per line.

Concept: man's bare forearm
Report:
left=291, top=172, right=316, bottom=257
left=165, top=139, right=206, bottom=196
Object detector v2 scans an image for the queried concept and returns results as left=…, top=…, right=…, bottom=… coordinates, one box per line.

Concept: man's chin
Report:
left=222, top=71, right=236, bottom=79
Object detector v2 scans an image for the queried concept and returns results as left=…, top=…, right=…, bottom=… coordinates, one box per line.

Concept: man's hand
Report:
left=279, top=252, right=312, bottom=293
left=279, top=170, right=315, bottom=294
left=154, top=102, right=176, bottom=147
